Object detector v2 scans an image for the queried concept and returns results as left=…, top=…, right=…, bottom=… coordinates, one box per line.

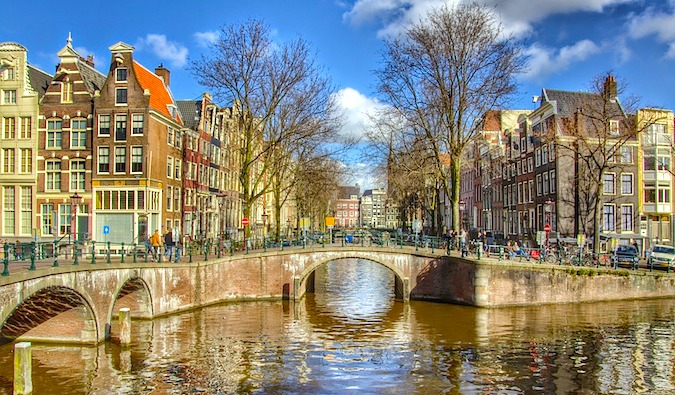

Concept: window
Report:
left=657, top=149, right=671, bottom=171
left=602, top=204, right=616, bottom=232
left=2, top=90, right=17, bottom=104
left=542, top=146, right=548, bottom=164
left=536, top=174, right=542, bottom=196
left=116, top=68, right=128, bottom=82
left=167, top=157, right=174, bottom=178
left=603, top=173, right=615, bottom=195
left=98, top=147, right=110, bottom=173
left=59, top=204, right=72, bottom=235
left=131, top=114, right=144, bottom=135
left=99, top=114, right=111, bottom=135
left=543, top=172, right=549, bottom=195
left=175, top=159, right=181, bottom=180
left=115, top=114, right=127, bottom=141
left=115, top=147, right=126, bottom=173
left=61, top=81, right=72, bottom=103
left=41, top=203, right=54, bottom=236
left=609, top=120, right=619, bottom=135
left=46, top=160, right=61, bottom=191
left=174, top=187, right=180, bottom=212
left=19, top=148, right=31, bottom=173
left=550, top=170, right=556, bottom=193
left=70, top=160, right=85, bottom=191
left=620, top=146, right=632, bottom=164
left=19, top=117, right=31, bottom=139
left=549, top=143, right=555, bottom=160
left=535, top=148, right=541, bottom=167
left=3, top=187, right=15, bottom=234
left=115, top=88, right=127, bottom=104
left=70, top=119, right=87, bottom=149
left=47, top=120, right=62, bottom=148
left=3, top=117, right=15, bottom=139
left=2, top=148, right=15, bottom=173
left=644, top=182, right=656, bottom=204
left=621, top=174, right=633, bottom=195
left=167, top=186, right=173, bottom=211
left=1, top=67, right=15, bottom=80
left=20, top=187, right=31, bottom=235
left=520, top=137, right=526, bottom=153
left=621, top=205, right=633, bottom=232
left=658, top=184, right=670, bottom=204
left=528, top=157, right=533, bottom=173
left=131, top=146, right=143, bottom=173
left=168, top=128, right=174, bottom=146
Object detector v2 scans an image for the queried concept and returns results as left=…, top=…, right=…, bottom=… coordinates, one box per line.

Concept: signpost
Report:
left=242, top=218, right=249, bottom=252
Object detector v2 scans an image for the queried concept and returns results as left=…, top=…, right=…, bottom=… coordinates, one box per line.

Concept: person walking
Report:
left=163, top=227, right=175, bottom=262
left=149, top=230, right=161, bottom=262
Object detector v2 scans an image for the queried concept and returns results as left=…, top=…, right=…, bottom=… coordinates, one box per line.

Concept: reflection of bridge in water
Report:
left=1, top=244, right=674, bottom=345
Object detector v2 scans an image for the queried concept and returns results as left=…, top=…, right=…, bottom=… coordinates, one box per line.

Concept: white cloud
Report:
left=522, top=40, right=601, bottom=82
left=344, top=0, right=633, bottom=38
left=136, top=34, right=188, bottom=68
left=627, top=5, right=675, bottom=58
left=194, top=31, right=219, bottom=48
left=333, top=87, right=387, bottom=140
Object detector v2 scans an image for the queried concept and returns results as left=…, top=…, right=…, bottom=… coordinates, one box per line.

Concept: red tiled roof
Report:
left=133, top=61, right=182, bottom=124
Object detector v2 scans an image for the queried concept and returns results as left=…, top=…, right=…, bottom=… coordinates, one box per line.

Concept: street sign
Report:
left=544, top=223, right=551, bottom=233
left=103, top=225, right=110, bottom=235
left=242, top=217, right=249, bottom=226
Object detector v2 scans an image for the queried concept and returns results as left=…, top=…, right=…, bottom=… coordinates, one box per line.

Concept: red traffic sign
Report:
left=544, top=223, right=551, bottom=233
left=242, top=217, right=249, bottom=226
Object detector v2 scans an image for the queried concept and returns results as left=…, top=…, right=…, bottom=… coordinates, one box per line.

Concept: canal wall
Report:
left=422, top=257, right=675, bottom=307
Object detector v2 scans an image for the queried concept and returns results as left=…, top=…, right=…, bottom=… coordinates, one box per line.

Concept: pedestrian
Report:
left=14, top=240, right=23, bottom=260
left=149, top=230, right=161, bottom=262
left=163, top=227, right=175, bottom=262
left=459, top=229, right=467, bottom=257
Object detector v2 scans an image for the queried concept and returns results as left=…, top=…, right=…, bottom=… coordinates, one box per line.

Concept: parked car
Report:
left=612, top=245, right=639, bottom=269
left=648, top=244, right=675, bottom=271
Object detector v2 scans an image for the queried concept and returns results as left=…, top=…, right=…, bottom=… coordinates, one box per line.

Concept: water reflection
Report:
left=0, top=258, right=672, bottom=394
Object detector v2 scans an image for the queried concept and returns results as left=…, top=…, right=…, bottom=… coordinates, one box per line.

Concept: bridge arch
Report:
left=0, top=285, right=99, bottom=344
left=293, top=252, right=410, bottom=301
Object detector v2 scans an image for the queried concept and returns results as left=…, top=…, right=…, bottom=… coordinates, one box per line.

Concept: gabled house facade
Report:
left=0, top=42, right=51, bottom=241
left=92, top=42, right=184, bottom=245
left=37, top=35, right=105, bottom=242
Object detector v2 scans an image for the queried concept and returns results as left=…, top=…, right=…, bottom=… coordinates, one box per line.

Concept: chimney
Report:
left=604, top=75, right=617, bottom=100
left=155, top=64, right=170, bottom=87
left=85, top=55, right=95, bottom=67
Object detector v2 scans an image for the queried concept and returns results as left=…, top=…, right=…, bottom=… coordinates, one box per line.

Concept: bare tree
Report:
left=189, top=19, right=343, bottom=237
left=374, top=3, right=525, bottom=233
left=551, top=73, right=666, bottom=253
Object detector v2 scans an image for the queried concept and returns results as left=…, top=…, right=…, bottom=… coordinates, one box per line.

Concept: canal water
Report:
left=0, top=258, right=673, bottom=394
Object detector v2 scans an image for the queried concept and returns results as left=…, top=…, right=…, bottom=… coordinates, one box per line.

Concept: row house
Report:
left=636, top=108, right=675, bottom=245
left=361, top=188, right=386, bottom=229
left=37, top=35, right=104, bottom=242
left=0, top=42, right=50, bottom=241
left=334, top=185, right=360, bottom=228
left=91, top=42, right=184, bottom=245
left=177, top=94, right=244, bottom=241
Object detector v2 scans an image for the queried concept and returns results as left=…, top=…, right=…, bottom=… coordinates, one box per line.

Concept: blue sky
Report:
left=5, top=0, right=675, bottom=187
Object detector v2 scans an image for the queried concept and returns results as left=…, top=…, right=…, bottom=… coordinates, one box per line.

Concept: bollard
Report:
left=499, top=246, right=504, bottom=261
left=29, top=242, right=36, bottom=270
left=107, top=241, right=111, bottom=264
left=73, top=241, right=79, bottom=265
left=2, top=243, right=9, bottom=276
left=13, top=342, right=32, bottom=395
left=120, top=242, right=125, bottom=263
left=204, top=242, right=208, bottom=262
left=53, top=242, right=59, bottom=267
left=189, top=245, right=194, bottom=262
left=119, top=308, right=131, bottom=346
left=91, top=241, right=96, bottom=265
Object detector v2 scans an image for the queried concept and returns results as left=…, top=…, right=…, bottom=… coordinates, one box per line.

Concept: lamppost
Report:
left=70, top=192, right=82, bottom=264
left=459, top=200, right=465, bottom=231
left=262, top=211, right=268, bottom=250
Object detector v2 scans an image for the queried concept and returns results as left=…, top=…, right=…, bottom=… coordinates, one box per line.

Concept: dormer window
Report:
left=116, top=68, right=128, bottom=82
left=609, top=120, right=619, bottom=136
left=1, top=67, right=14, bottom=80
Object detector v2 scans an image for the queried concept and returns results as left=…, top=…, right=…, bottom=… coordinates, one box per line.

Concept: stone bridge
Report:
left=0, top=246, right=455, bottom=345
left=2, top=245, right=674, bottom=345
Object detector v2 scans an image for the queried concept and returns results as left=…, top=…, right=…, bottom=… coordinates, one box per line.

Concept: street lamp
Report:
left=262, top=211, right=268, bottom=250
left=70, top=192, right=82, bottom=241
left=459, top=200, right=466, bottom=230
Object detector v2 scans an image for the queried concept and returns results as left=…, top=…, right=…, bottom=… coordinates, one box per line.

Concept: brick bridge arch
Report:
left=0, top=247, right=449, bottom=344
